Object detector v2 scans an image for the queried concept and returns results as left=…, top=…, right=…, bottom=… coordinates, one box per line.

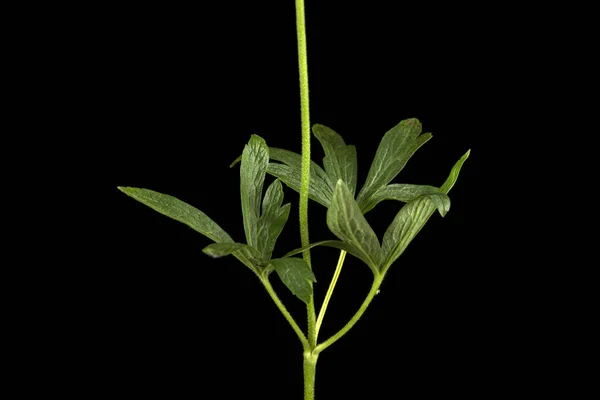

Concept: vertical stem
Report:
left=303, top=351, right=319, bottom=400
left=295, top=0, right=317, bottom=349
left=295, top=0, right=311, bottom=265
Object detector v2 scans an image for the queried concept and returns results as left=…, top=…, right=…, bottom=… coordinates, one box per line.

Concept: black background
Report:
left=39, top=0, right=546, bottom=398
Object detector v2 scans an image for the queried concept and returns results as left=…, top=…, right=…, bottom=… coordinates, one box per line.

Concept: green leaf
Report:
left=282, top=240, right=377, bottom=270
left=203, top=242, right=253, bottom=257
left=356, top=118, right=432, bottom=211
left=270, top=148, right=334, bottom=191
left=312, top=124, right=358, bottom=196
left=118, top=187, right=233, bottom=244
left=203, top=243, right=264, bottom=272
left=440, top=149, right=470, bottom=194
left=203, top=242, right=262, bottom=259
left=119, top=187, right=262, bottom=271
left=229, top=154, right=242, bottom=168
left=363, top=184, right=449, bottom=216
left=381, top=196, right=441, bottom=271
left=267, top=163, right=332, bottom=208
left=380, top=151, right=470, bottom=271
left=256, top=180, right=291, bottom=260
left=241, top=135, right=269, bottom=248
left=327, top=180, right=382, bottom=272
left=270, top=257, right=316, bottom=304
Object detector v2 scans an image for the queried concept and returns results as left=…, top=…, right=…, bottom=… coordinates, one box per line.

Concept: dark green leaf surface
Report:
left=312, top=124, right=358, bottom=196
left=270, top=257, right=316, bottom=304
left=283, top=240, right=376, bottom=270
left=267, top=163, right=332, bottom=207
left=256, top=180, right=291, bottom=260
left=381, top=195, right=446, bottom=271
left=364, top=184, right=449, bottom=216
left=203, top=243, right=264, bottom=271
left=380, top=150, right=470, bottom=271
left=356, top=118, right=432, bottom=211
left=270, top=148, right=333, bottom=190
left=118, top=187, right=233, bottom=243
left=327, top=180, right=382, bottom=272
left=241, top=135, right=269, bottom=248
left=203, top=242, right=251, bottom=257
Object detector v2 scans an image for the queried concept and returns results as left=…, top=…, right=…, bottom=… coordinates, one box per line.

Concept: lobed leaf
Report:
left=267, top=163, right=332, bottom=208
left=269, top=147, right=334, bottom=190
left=240, top=135, right=269, bottom=248
left=312, top=124, right=358, bottom=196
left=327, top=180, right=382, bottom=273
left=356, top=118, right=432, bottom=211
left=270, top=257, right=317, bottom=304
left=256, top=180, right=291, bottom=260
left=380, top=150, right=470, bottom=272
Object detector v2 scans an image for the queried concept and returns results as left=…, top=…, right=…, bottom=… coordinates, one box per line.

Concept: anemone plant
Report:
left=118, top=1, right=469, bottom=398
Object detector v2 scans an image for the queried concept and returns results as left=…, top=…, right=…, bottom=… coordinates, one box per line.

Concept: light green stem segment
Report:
left=295, top=0, right=318, bottom=354
left=295, top=0, right=311, bottom=268
left=261, top=276, right=309, bottom=351
left=315, top=250, right=347, bottom=339
left=315, top=273, right=384, bottom=355
left=303, top=351, right=318, bottom=400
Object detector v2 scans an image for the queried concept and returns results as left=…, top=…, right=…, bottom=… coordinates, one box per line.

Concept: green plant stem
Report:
left=261, top=276, right=309, bottom=351
left=303, top=351, right=318, bottom=400
left=295, top=0, right=317, bottom=351
left=295, top=0, right=311, bottom=267
left=314, top=273, right=384, bottom=355
left=315, top=250, right=347, bottom=339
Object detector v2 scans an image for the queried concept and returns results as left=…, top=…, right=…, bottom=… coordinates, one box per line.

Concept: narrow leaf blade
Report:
left=357, top=118, right=432, bottom=211
left=364, top=184, right=448, bottom=215
left=312, top=124, right=358, bottom=195
left=381, top=151, right=469, bottom=271
left=118, top=187, right=233, bottom=243
left=203, top=242, right=250, bottom=257
left=327, top=180, right=381, bottom=272
left=271, top=257, right=316, bottom=304
left=257, top=180, right=291, bottom=260
left=241, top=135, right=269, bottom=248
left=203, top=243, right=264, bottom=271
left=381, top=196, right=439, bottom=271
left=440, top=149, right=471, bottom=194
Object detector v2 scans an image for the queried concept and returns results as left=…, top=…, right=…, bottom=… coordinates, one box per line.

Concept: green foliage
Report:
left=121, top=120, right=468, bottom=292
left=270, top=257, right=316, bottom=304
left=267, top=148, right=334, bottom=208
left=355, top=118, right=431, bottom=211
left=327, top=180, right=382, bottom=273
left=312, top=124, right=358, bottom=196
left=257, top=180, right=291, bottom=261
left=117, top=187, right=233, bottom=243
left=362, top=184, right=444, bottom=215
left=119, top=0, right=471, bottom=395
left=119, top=119, right=469, bottom=361
left=241, top=135, right=270, bottom=248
